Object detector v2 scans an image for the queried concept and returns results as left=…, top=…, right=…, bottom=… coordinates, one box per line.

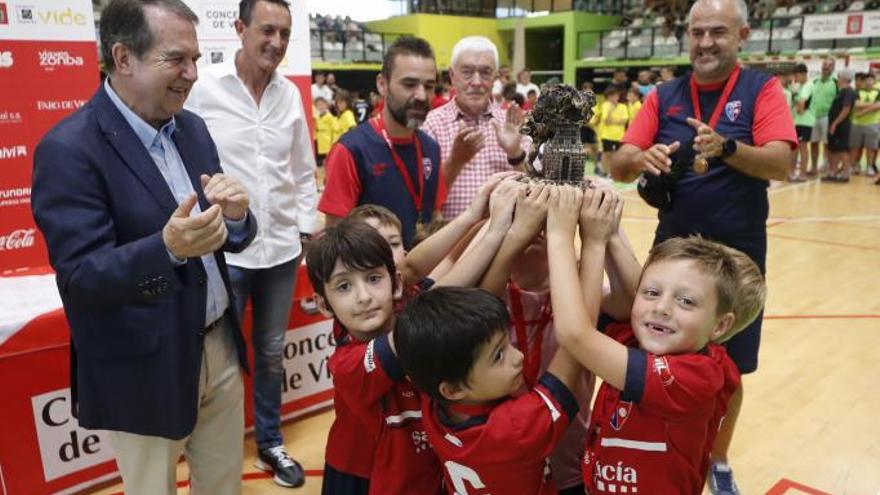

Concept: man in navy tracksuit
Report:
left=610, top=0, right=797, bottom=492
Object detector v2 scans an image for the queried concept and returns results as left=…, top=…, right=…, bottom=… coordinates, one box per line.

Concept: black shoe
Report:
left=256, top=446, right=305, bottom=488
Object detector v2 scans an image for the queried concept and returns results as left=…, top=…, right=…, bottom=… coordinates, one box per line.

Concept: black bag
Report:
left=636, top=159, right=691, bottom=210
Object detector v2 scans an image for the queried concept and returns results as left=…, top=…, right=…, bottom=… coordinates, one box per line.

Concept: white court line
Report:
left=768, top=179, right=815, bottom=194
left=768, top=214, right=880, bottom=224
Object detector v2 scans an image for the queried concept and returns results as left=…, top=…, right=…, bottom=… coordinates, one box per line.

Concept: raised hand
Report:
left=465, top=170, right=523, bottom=221
left=487, top=179, right=523, bottom=232
left=510, top=181, right=551, bottom=241
left=547, top=185, right=584, bottom=240
left=579, top=188, right=618, bottom=243
left=493, top=103, right=525, bottom=157
left=201, top=173, right=249, bottom=221
left=687, top=117, right=725, bottom=158
left=637, top=141, right=680, bottom=176
left=163, top=193, right=229, bottom=259
left=449, top=122, right=486, bottom=168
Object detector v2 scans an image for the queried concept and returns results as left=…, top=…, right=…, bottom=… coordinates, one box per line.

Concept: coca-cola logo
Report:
left=0, top=228, right=36, bottom=250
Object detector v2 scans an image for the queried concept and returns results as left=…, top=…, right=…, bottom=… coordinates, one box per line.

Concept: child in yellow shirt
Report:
left=314, top=97, right=334, bottom=166
left=332, top=89, right=357, bottom=145
left=595, top=85, right=629, bottom=176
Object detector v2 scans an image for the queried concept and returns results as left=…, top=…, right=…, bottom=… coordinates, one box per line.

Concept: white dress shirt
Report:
left=516, top=82, right=541, bottom=98
left=311, top=83, right=334, bottom=103
left=187, top=56, right=318, bottom=269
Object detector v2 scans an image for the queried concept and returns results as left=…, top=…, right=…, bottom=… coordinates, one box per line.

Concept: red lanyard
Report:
left=689, top=64, right=741, bottom=128
left=370, top=115, right=425, bottom=216
left=508, top=283, right=553, bottom=388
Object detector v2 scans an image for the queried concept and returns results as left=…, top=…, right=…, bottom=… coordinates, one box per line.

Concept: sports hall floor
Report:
left=90, top=173, right=880, bottom=495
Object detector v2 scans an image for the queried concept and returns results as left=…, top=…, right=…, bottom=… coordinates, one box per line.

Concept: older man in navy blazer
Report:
left=31, top=0, right=256, bottom=494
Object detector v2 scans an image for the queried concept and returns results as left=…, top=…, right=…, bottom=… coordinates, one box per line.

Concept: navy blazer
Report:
left=31, top=85, right=257, bottom=440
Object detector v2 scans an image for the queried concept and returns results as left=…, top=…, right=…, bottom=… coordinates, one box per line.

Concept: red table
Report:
left=0, top=265, right=333, bottom=495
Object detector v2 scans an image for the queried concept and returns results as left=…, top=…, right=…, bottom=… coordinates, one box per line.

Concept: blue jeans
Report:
left=228, top=257, right=300, bottom=451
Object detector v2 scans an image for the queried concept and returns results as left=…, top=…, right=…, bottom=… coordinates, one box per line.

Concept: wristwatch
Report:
left=721, top=138, right=738, bottom=158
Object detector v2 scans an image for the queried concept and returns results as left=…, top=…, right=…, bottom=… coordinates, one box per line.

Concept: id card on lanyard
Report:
left=370, top=115, right=427, bottom=224
left=508, top=283, right=553, bottom=388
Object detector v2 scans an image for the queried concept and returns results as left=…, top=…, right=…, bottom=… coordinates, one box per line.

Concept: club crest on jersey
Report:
left=423, top=157, right=433, bottom=180
left=725, top=101, right=742, bottom=122
left=609, top=401, right=633, bottom=431
left=653, top=356, right=675, bottom=387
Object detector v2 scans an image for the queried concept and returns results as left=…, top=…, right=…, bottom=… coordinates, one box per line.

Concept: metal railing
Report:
left=578, top=16, right=880, bottom=60
left=386, top=0, right=635, bottom=18
left=309, top=29, right=407, bottom=63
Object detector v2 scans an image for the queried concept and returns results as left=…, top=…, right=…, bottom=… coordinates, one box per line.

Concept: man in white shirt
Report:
left=491, top=63, right=511, bottom=100
left=515, top=67, right=540, bottom=98
left=311, top=71, right=334, bottom=103
left=186, top=0, right=317, bottom=488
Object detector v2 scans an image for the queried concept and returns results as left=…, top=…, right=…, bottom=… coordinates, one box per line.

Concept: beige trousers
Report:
left=108, top=318, right=244, bottom=495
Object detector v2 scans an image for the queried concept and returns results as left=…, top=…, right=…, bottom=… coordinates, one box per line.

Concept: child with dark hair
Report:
left=393, top=284, right=584, bottom=495
left=305, top=219, right=442, bottom=495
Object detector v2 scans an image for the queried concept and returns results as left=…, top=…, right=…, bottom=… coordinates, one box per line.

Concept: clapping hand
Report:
left=201, top=173, right=249, bottom=221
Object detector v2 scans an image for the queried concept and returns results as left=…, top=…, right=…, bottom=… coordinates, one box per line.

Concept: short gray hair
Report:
left=688, top=0, right=749, bottom=27
left=838, top=68, right=855, bottom=81
left=450, top=36, right=499, bottom=70
left=100, top=0, right=198, bottom=73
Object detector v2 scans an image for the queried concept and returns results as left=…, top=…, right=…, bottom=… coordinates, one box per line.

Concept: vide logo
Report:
left=0, top=3, right=9, bottom=25
left=16, top=5, right=87, bottom=25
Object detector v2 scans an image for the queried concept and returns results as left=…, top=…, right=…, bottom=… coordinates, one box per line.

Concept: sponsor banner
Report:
left=279, top=319, right=336, bottom=403
left=0, top=0, right=95, bottom=41
left=0, top=39, right=98, bottom=272
left=802, top=12, right=880, bottom=40
left=183, top=0, right=311, bottom=76
left=31, top=389, right=116, bottom=482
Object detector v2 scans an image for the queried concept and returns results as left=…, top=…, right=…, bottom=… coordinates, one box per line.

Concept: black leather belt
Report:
left=199, top=315, right=225, bottom=337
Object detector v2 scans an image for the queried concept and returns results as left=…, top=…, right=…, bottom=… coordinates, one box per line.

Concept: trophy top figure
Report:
left=520, top=84, right=597, bottom=185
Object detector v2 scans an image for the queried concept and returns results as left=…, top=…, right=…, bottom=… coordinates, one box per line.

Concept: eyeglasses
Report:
left=457, top=66, right=495, bottom=81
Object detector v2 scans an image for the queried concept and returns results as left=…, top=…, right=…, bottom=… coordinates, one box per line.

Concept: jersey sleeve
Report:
left=753, top=77, right=798, bottom=149
left=622, top=89, right=660, bottom=150
left=318, top=142, right=362, bottom=218
left=620, top=350, right=728, bottom=420
left=328, top=334, right=404, bottom=412
left=495, top=373, right=579, bottom=460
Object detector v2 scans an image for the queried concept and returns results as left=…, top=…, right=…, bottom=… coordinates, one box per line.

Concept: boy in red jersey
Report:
left=476, top=181, right=636, bottom=495
left=547, top=187, right=766, bottom=495
left=305, top=220, right=442, bottom=495
left=393, top=188, right=586, bottom=495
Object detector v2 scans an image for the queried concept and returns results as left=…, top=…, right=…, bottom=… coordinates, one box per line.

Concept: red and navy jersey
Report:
left=423, top=373, right=579, bottom=495
left=624, top=67, right=796, bottom=270
left=503, top=284, right=594, bottom=490
left=319, top=121, right=446, bottom=249
left=583, top=321, right=741, bottom=494
left=326, top=331, right=443, bottom=494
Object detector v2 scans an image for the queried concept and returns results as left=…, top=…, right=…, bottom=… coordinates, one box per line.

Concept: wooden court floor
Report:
left=90, top=175, right=880, bottom=495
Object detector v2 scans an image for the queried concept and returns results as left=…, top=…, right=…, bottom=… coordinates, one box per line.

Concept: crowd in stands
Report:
left=309, top=13, right=367, bottom=43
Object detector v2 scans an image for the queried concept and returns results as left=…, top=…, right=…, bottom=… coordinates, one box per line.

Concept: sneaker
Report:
left=707, top=462, right=740, bottom=495
left=255, top=446, right=305, bottom=488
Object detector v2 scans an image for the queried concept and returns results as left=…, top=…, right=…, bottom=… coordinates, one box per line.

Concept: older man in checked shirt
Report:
left=422, top=36, right=528, bottom=219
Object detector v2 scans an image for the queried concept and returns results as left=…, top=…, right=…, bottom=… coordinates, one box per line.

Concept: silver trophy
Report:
left=520, top=84, right=597, bottom=185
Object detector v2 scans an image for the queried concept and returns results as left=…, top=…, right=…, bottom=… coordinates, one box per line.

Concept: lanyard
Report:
left=370, top=115, right=425, bottom=218
left=508, top=283, right=553, bottom=388
left=689, top=64, right=741, bottom=128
